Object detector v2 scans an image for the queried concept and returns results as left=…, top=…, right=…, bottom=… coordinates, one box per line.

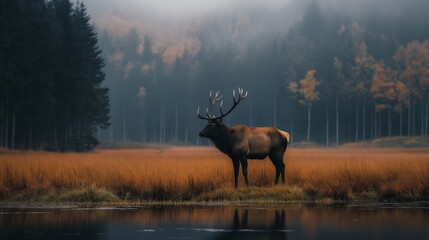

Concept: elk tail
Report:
left=279, top=130, right=290, bottom=143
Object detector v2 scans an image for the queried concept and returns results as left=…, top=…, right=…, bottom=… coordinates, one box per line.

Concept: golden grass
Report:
left=1, top=147, right=429, bottom=202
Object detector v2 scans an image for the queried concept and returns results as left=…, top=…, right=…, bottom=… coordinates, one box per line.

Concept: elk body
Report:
left=197, top=89, right=290, bottom=187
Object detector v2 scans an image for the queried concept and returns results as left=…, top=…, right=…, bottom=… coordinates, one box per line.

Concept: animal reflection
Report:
left=211, top=208, right=289, bottom=240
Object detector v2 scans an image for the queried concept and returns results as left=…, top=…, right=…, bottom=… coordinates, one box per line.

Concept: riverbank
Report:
left=0, top=184, right=426, bottom=208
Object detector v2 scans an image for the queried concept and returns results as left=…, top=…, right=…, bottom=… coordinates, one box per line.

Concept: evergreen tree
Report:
left=67, top=2, right=109, bottom=151
left=0, top=0, right=109, bottom=151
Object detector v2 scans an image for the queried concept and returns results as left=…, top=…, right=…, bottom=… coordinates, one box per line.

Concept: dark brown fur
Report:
left=199, top=120, right=289, bottom=187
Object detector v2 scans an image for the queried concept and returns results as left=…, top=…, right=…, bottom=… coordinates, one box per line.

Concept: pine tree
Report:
left=67, top=2, right=109, bottom=151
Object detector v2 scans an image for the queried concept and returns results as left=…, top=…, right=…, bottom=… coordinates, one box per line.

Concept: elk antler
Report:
left=197, top=88, right=247, bottom=121
left=197, top=90, right=222, bottom=120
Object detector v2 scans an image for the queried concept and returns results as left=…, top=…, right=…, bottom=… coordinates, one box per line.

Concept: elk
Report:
left=197, top=88, right=290, bottom=187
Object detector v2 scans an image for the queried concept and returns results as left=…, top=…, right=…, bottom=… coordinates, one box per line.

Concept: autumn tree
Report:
left=394, top=81, right=410, bottom=136
left=371, top=63, right=397, bottom=136
left=289, top=69, right=320, bottom=142
left=394, top=40, right=429, bottom=135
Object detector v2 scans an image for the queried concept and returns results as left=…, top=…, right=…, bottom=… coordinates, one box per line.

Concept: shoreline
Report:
left=2, top=199, right=429, bottom=209
left=1, top=184, right=428, bottom=209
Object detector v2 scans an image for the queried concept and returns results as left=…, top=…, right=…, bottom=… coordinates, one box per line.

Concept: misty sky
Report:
left=83, top=0, right=293, bottom=18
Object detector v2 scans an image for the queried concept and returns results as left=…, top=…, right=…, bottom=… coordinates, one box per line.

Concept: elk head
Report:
left=197, top=88, right=248, bottom=138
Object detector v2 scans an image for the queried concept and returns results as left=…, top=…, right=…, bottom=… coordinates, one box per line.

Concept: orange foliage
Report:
left=371, top=62, right=408, bottom=113
left=394, top=81, right=410, bottom=112
left=351, top=41, right=375, bottom=95
left=288, top=69, right=320, bottom=106
left=394, top=40, right=429, bottom=100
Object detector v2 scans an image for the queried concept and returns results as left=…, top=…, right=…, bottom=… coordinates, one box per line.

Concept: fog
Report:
left=84, top=0, right=429, bottom=145
left=83, top=0, right=294, bottom=18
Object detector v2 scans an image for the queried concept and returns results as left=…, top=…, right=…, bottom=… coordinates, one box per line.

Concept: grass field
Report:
left=1, top=147, right=429, bottom=203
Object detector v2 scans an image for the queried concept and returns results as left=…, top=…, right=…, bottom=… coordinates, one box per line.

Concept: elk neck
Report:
left=209, top=124, right=234, bottom=154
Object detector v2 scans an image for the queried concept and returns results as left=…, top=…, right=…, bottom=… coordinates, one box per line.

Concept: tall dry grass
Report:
left=1, top=147, right=429, bottom=201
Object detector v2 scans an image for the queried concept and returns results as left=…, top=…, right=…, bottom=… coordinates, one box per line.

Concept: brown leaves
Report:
left=288, top=69, right=320, bottom=106
left=394, top=40, right=429, bottom=100
left=371, top=62, right=409, bottom=112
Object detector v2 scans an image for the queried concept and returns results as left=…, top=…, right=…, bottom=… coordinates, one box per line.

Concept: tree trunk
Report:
left=379, top=114, right=382, bottom=137
left=399, top=107, right=403, bottom=136
left=160, top=104, right=166, bottom=143
left=159, top=104, right=163, bottom=143
left=420, top=102, right=425, bottom=135
left=4, top=114, right=8, bottom=149
left=97, top=126, right=100, bottom=141
left=0, top=115, right=3, bottom=148
left=109, top=125, right=113, bottom=142
left=52, top=120, right=58, bottom=151
left=388, top=108, right=392, bottom=137
left=174, top=102, right=178, bottom=142
left=326, top=103, right=329, bottom=147
left=307, top=105, right=311, bottom=142
left=0, top=95, right=2, bottom=148
left=11, top=110, right=15, bottom=150
left=412, top=103, right=416, bottom=136
left=370, top=109, right=374, bottom=139
left=142, top=117, right=147, bottom=142
left=336, top=93, right=339, bottom=146
left=123, top=108, right=126, bottom=142
left=29, top=121, right=32, bottom=150
left=0, top=100, right=3, bottom=148
left=163, top=106, right=166, bottom=143
left=374, top=106, right=377, bottom=138
left=362, top=96, right=366, bottom=140
left=408, top=101, right=411, bottom=136
left=355, top=97, right=359, bottom=142
left=424, top=100, right=429, bottom=134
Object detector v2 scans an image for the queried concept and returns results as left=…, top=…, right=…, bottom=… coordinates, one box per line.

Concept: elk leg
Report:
left=275, top=168, right=281, bottom=184
left=232, top=159, right=240, bottom=188
left=281, top=161, right=285, bottom=184
left=277, top=151, right=286, bottom=184
left=269, top=153, right=283, bottom=184
left=240, top=158, right=249, bottom=186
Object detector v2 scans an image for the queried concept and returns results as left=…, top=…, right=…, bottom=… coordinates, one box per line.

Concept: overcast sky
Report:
left=82, top=0, right=294, bottom=18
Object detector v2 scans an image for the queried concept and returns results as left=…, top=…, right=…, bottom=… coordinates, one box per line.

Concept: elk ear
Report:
left=216, top=118, right=223, bottom=124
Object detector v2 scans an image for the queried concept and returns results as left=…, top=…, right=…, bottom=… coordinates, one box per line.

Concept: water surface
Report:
left=1, top=204, right=429, bottom=240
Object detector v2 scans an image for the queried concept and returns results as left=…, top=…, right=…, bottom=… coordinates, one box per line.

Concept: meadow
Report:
left=1, top=146, right=429, bottom=203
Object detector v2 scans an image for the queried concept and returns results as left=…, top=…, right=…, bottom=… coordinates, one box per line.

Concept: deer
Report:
left=197, top=88, right=290, bottom=188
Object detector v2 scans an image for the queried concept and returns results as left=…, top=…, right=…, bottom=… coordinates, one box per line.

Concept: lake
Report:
left=1, top=203, right=429, bottom=240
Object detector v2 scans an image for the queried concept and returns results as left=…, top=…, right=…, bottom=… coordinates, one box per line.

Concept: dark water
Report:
left=1, top=204, right=429, bottom=240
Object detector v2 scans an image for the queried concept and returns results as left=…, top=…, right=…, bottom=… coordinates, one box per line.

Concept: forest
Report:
left=0, top=0, right=109, bottom=151
left=2, top=0, right=429, bottom=150
left=99, top=0, right=429, bottom=146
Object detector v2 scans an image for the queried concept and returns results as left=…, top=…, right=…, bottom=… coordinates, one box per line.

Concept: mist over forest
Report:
left=1, top=0, right=429, bottom=150
left=95, top=0, right=429, bottom=146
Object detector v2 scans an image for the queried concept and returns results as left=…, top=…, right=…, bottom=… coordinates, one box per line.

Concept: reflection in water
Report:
left=209, top=209, right=290, bottom=240
left=1, top=205, right=429, bottom=240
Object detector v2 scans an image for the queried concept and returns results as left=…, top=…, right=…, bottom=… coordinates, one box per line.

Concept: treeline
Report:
left=0, top=0, right=109, bottom=151
left=100, top=0, right=429, bottom=145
